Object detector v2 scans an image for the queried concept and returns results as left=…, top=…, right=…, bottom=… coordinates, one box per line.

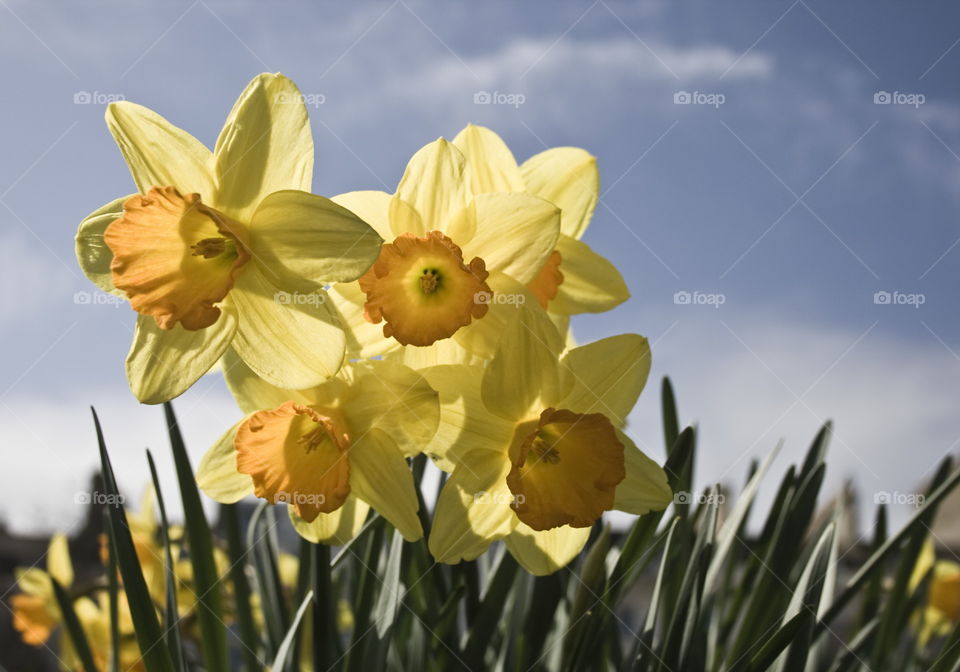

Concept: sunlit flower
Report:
left=327, top=136, right=562, bottom=361
left=196, top=348, right=439, bottom=543
left=11, top=534, right=73, bottom=646
left=76, top=73, right=383, bottom=403
left=452, top=124, right=629, bottom=331
left=423, top=311, right=671, bottom=575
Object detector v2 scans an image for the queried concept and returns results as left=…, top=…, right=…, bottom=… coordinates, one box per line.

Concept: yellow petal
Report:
left=395, top=138, right=469, bottom=233
left=76, top=195, right=134, bottom=295
left=196, top=418, right=254, bottom=503
left=505, top=523, right=591, bottom=576
left=331, top=190, right=395, bottom=240
left=480, top=300, right=566, bottom=421
left=549, top=235, right=629, bottom=315
left=559, top=334, right=651, bottom=426
left=288, top=496, right=370, bottom=545
left=105, top=101, right=215, bottom=200
left=220, top=347, right=314, bottom=414
left=248, top=189, right=383, bottom=291
left=399, top=337, right=482, bottom=369
left=429, top=450, right=514, bottom=564
left=520, top=147, right=598, bottom=239
left=126, top=309, right=237, bottom=404
left=613, top=431, right=673, bottom=515
left=11, top=593, right=57, bottom=646
left=419, top=364, right=515, bottom=471
left=341, top=361, right=439, bottom=458
left=47, top=534, right=73, bottom=588
left=460, top=192, right=560, bottom=285
left=230, top=265, right=345, bottom=389
left=214, top=73, right=313, bottom=221
left=452, top=124, right=525, bottom=194
left=327, top=282, right=401, bottom=358
left=452, top=270, right=559, bottom=361
left=348, top=429, right=422, bottom=541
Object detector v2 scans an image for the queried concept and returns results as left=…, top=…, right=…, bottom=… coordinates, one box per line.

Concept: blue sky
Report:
left=2, top=0, right=960, bottom=532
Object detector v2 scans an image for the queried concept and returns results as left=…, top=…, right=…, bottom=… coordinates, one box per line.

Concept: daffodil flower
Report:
left=452, top=124, right=629, bottom=331
left=910, top=538, right=960, bottom=644
left=75, top=73, right=383, bottom=403
left=11, top=534, right=74, bottom=647
left=196, top=348, right=438, bottom=543
left=327, top=136, right=562, bottom=361
left=423, top=311, right=671, bottom=575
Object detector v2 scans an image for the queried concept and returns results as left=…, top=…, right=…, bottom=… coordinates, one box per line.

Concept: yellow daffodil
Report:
left=452, top=124, right=629, bottom=332
left=76, top=73, right=383, bottom=403
left=196, top=348, right=438, bottom=543
left=910, top=538, right=960, bottom=643
left=327, top=136, right=562, bottom=362
left=423, top=311, right=671, bottom=575
left=11, top=533, right=73, bottom=646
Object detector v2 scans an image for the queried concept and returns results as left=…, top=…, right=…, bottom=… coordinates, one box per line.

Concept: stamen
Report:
left=191, top=237, right=228, bottom=259
left=533, top=438, right=561, bottom=464
left=298, top=426, right=330, bottom=453
left=420, top=269, right=441, bottom=294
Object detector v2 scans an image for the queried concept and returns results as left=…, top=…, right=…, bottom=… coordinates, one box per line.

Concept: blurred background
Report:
left=1, top=0, right=959, bottom=590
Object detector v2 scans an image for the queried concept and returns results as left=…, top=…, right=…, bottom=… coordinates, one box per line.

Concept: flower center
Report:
left=527, top=249, right=564, bottom=309
left=506, top=407, right=625, bottom=531
left=358, top=231, right=493, bottom=346
left=191, top=237, right=229, bottom=259
left=420, top=268, right=441, bottom=294
left=235, top=401, right=351, bottom=523
left=104, top=186, right=250, bottom=331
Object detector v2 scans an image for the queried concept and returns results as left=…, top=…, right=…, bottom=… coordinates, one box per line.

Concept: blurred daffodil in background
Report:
left=75, top=72, right=383, bottom=403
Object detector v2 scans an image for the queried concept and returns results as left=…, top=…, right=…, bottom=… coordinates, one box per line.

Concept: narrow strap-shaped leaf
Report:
left=222, top=503, right=262, bottom=671
left=92, top=407, right=175, bottom=672
left=463, top=549, right=519, bottom=668
left=146, top=450, right=186, bottom=672
left=247, top=501, right=289, bottom=658
left=103, top=509, right=120, bottom=672
left=727, top=611, right=812, bottom=672
left=311, top=542, right=342, bottom=670
left=661, top=377, right=679, bottom=455
left=50, top=578, right=99, bottom=672
left=163, top=402, right=228, bottom=672
left=369, top=530, right=406, bottom=667
left=272, top=590, right=314, bottom=671
left=816, top=461, right=960, bottom=637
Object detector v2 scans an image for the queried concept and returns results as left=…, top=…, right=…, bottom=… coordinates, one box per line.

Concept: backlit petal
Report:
left=520, top=147, right=598, bottom=239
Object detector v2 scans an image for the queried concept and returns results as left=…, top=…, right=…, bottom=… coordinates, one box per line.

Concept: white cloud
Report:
left=0, top=383, right=242, bottom=534
left=618, top=311, right=960, bottom=532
